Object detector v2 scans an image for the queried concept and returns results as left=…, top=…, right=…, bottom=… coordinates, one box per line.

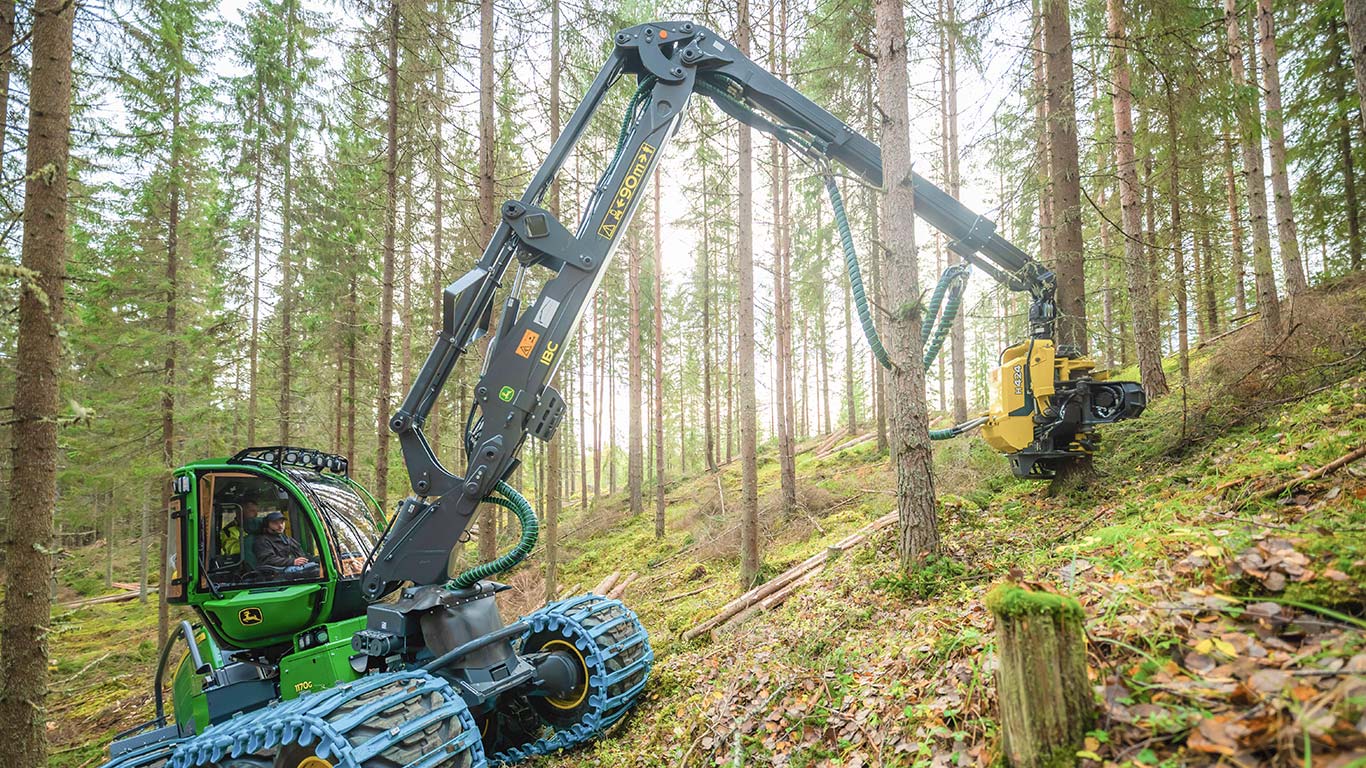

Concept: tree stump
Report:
left=987, top=584, right=1095, bottom=768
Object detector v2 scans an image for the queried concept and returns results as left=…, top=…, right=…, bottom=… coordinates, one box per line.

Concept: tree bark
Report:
left=0, top=0, right=15, bottom=157
left=943, top=0, right=967, bottom=422
left=876, top=0, right=940, bottom=569
left=1225, top=0, right=1281, bottom=334
left=737, top=0, right=761, bottom=589
left=0, top=0, right=73, bottom=762
left=477, top=0, right=497, bottom=562
left=249, top=63, right=264, bottom=446
left=701, top=159, right=716, bottom=471
left=544, top=0, right=561, bottom=601
left=1255, top=0, right=1306, bottom=296
left=1222, top=132, right=1248, bottom=317
left=1332, top=18, right=1364, bottom=272
left=843, top=239, right=857, bottom=433
left=1165, top=82, right=1189, bottom=382
left=653, top=171, right=665, bottom=539
left=989, top=586, right=1095, bottom=768
left=628, top=226, right=643, bottom=516
left=376, top=0, right=399, bottom=516
left=1043, top=0, right=1087, bottom=354
left=1343, top=0, right=1366, bottom=135
left=279, top=0, right=298, bottom=445
left=1108, top=0, right=1169, bottom=398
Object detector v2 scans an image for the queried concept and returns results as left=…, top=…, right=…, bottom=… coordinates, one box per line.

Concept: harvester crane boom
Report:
left=363, top=20, right=1120, bottom=600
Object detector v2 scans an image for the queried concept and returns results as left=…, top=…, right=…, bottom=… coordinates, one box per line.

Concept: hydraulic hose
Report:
left=921, top=265, right=969, bottom=369
left=449, top=481, right=539, bottom=589
left=825, top=176, right=892, bottom=370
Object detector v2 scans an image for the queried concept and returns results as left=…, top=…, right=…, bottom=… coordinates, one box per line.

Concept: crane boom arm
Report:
left=361, top=20, right=1054, bottom=599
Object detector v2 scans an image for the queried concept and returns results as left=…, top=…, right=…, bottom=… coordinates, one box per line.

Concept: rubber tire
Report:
left=523, top=601, right=649, bottom=728
left=269, top=678, right=481, bottom=768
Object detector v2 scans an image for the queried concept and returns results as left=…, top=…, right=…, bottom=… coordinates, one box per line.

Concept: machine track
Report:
left=167, top=670, right=485, bottom=768
left=487, top=594, right=653, bottom=765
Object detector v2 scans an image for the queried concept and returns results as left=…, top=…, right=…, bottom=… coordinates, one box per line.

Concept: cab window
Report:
left=197, top=471, right=322, bottom=589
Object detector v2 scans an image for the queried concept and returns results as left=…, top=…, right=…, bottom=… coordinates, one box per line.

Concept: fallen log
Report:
left=812, top=427, right=852, bottom=456
left=60, top=587, right=157, bottom=608
left=660, top=583, right=712, bottom=605
left=816, top=432, right=876, bottom=459
left=1242, top=445, right=1366, bottom=505
left=607, top=572, right=638, bottom=600
left=593, top=571, right=621, bottom=596
left=557, top=582, right=582, bottom=600
left=682, top=511, right=897, bottom=641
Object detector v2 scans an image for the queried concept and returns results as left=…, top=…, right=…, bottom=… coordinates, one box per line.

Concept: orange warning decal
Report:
left=515, top=329, right=540, bottom=358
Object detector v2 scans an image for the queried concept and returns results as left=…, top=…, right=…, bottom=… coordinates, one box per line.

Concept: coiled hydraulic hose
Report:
left=449, top=481, right=539, bottom=589
left=825, top=176, right=893, bottom=370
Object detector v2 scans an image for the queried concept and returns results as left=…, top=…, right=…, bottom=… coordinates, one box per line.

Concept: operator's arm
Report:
left=254, top=535, right=295, bottom=569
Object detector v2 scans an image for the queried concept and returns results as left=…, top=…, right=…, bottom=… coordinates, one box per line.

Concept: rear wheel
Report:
left=171, top=672, right=486, bottom=768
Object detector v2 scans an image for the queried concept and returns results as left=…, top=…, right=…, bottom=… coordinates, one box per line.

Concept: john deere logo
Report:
left=499, top=386, right=515, bottom=402
left=238, top=607, right=263, bottom=626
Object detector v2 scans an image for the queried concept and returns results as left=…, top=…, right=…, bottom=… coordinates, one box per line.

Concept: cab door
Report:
left=190, top=469, right=328, bottom=649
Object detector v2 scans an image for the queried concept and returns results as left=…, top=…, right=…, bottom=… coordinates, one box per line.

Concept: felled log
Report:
left=987, top=584, right=1094, bottom=768
left=682, top=512, right=897, bottom=640
left=1244, top=445, right=1366, bottom=505
left=592, top=571, right=621, bottom=596
left=607, top=572, right=638, bottom=600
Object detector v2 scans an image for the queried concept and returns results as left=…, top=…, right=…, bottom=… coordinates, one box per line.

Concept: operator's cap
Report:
left=263, top=511, right=286, bottom=522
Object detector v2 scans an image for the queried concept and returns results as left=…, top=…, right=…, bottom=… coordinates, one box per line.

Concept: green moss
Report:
left=985, top=583, right=1085, bottom=622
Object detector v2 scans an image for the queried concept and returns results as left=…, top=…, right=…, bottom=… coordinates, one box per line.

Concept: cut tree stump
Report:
left=987, top=584, right=1095, bottom=768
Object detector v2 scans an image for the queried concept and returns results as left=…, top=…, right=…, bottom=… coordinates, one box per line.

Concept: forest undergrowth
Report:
left=45, top=274, right=1366, bottom=767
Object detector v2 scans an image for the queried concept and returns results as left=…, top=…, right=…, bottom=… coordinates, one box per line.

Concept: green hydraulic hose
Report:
left=449, top=481, right=539, bottom=589
left=692, top=74, right=974, bottom=442
left=921, top=266, right=969, bottom=369
left=825, top=176, right=892, bottom=370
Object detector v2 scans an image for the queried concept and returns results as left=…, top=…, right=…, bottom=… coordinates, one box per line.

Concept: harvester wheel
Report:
left=482, top=595, right=652, bottom=764
left=169, top=671, right=486, bottom=768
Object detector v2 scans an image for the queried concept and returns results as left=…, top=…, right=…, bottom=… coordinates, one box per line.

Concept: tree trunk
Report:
left=249, top=66, right=263, bottom=446
left=1043, top=0, right=1086, bottom=354
left=876, top=0, right=940, bottom=569
left=0, top=0, right=15, bottom=157
left=477, top=0, right=497, bottom=562
left=1332, top=18, right=1364, bottom=272
left=0, top=0, right=73, bottom=762
left=737, top=0, right=761, bottom=589
left=843, top=243, right=857, bottom=433
left=1256, top=0, right=1306, bottom=295
left=1108, top=0, right=1169, bottom=398
left=347, top=275, right=358, bottom=465
left=1225, top=0, right=1281, bottom=334
left=157, top=65, right=185, bottom=652
left=545, top=0, right=561, bottom=601
left=1165, top=83, right=1189, bottom=382
left=279, top=0, right=297, bottom=444
left=989, top=585, right=1095, bottom=768
left=653, top=171, right=666, bottom=539
left=628, top=224, right=643, bottom=516
left=1222, top=132, right=1248, bottom=316
left=376, top=0, right=399, bottom=516
left=701, top=160, right=715, bottom=471
left=943, top=0, right=967, bottom=422
left=1033, top=4, right=1053, bottom=267
left=1343, top=0, right=1366, bottom=135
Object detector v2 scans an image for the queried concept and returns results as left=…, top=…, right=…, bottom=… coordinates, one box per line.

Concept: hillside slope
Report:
left=45, top=274, right=1366, bottom=767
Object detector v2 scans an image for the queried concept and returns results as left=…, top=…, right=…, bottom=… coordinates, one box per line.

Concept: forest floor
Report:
left=45, top=273, right=1366, bottom=768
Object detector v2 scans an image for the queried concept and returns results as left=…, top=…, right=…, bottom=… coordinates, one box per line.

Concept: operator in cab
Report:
left=254, top=510, right=319, bottom=577
left=220, top=500, right=259, bottom=557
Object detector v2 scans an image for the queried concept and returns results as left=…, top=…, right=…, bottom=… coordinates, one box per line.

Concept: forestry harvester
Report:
left=100, top=19, right=1143, bottom=768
